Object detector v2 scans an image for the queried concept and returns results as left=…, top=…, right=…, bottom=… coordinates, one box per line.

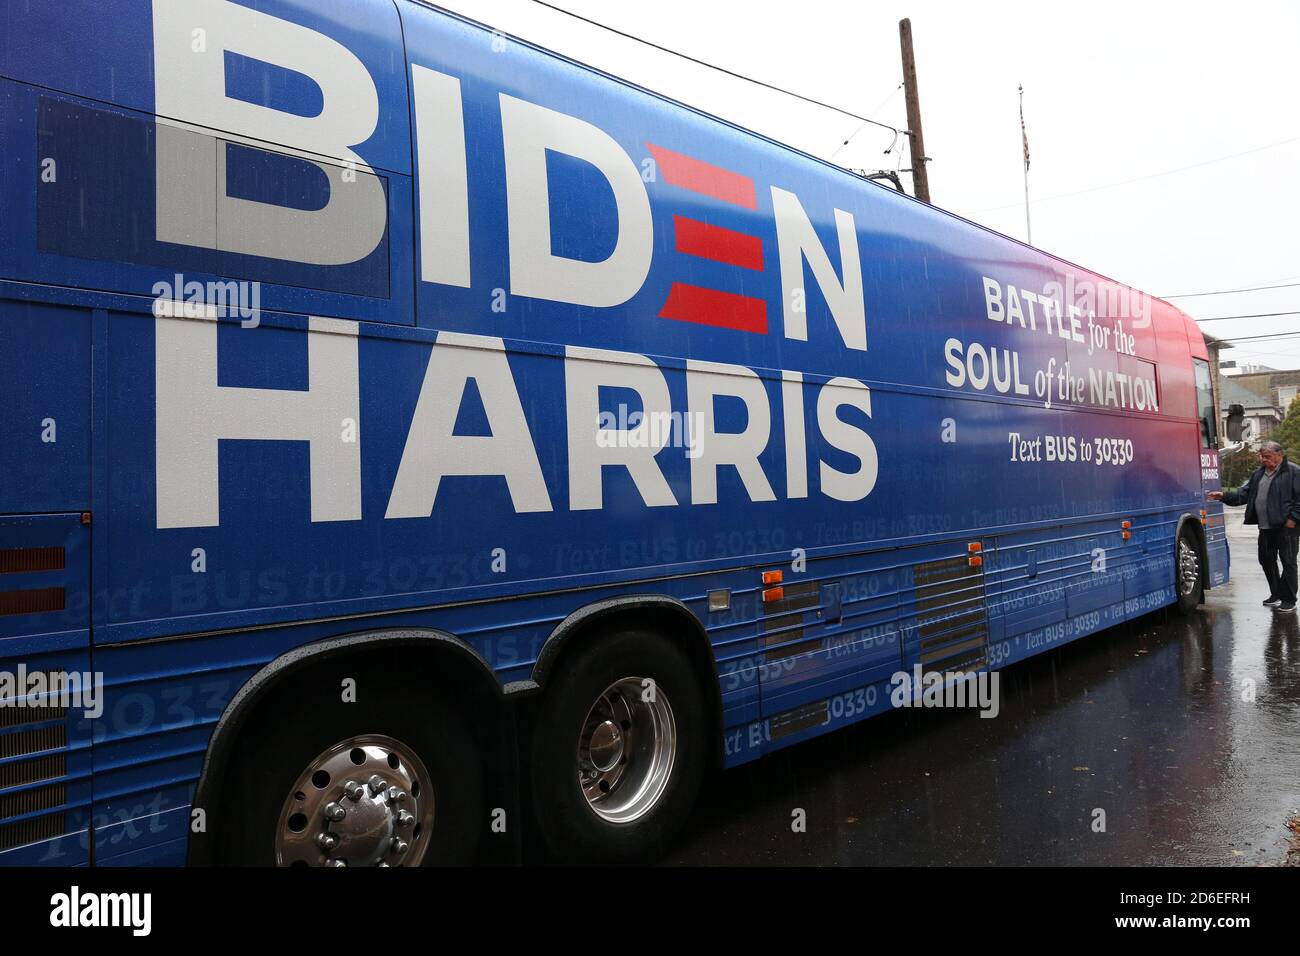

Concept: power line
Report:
left=530, top=1, right=906, bottom=137
left=830, top=81, right=903, bottom=160
left=1194, top=311, right=1300, bottom=323
left=1211, top=330, right=1300, bottom=344
left=1164, top=280, right=1300, bottom=299
left=971, top=134, right=1300, bottom=213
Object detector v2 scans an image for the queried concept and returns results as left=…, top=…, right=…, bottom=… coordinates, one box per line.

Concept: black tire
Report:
left=216, top=664, right=484, bottom=866
left=527, top=629, right=708, bottom=863
left=1174, top=525, right=1205, bottom=615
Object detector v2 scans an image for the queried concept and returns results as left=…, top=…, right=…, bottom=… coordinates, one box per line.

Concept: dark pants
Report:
left=1257, top=528, right=1299, bottom=603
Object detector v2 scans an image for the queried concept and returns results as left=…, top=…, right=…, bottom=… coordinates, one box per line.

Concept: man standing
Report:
left=1209, top=441, right=1300, bottom=611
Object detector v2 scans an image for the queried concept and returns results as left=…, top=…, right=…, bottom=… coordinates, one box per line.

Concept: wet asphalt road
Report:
left=666, top=512, right=1300, bottom=865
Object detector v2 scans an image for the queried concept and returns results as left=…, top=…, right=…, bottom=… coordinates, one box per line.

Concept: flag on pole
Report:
left=1019, top=84, right=1032, bottom=244
left=1019, top=84, right=1030, bottom=172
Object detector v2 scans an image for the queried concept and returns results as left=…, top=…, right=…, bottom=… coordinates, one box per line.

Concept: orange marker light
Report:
left=1121, top=520, right=1131, bottom=529
left=762, top=586, right=784, bottom=603
left=968, top=555, right=983, bottom=568
left=967, top=541, right=982, bottom=553
left=761, top=570, right=783, bottom=585
left=1122, top=531, right=1132, bottom=541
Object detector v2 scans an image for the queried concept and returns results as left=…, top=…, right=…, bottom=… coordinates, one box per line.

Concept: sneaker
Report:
left=1278, top=602, right=1296, bottom=612
left=1264, top=596, right=1281, bottom=606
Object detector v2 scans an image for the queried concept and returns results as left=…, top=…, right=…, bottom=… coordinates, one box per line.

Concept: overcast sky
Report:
left=436, top=0, right=1300, bottom=370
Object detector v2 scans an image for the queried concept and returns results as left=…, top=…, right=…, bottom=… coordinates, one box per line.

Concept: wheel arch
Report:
left=187, top=628, right=504, bottom=865
left=531, top=595, right=725, bottom=769
left=1176, top=513, right=1209, bottom=572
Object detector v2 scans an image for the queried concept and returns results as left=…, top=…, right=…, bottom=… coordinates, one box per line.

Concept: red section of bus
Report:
left=672, top=216, right=764, bottom=271
left=658, top=282, right=768, bottom=333
left=647, top=143, right=757, bottom=209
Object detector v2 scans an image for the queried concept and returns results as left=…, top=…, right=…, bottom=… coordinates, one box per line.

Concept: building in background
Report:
left=1230, top=368, right=1300, bottom=412
left=1218, top=375, right=1282, bottom=443
left=1205, top=329, right=1300, bottom=445
left=1219, top=360, right=1278, bottom=377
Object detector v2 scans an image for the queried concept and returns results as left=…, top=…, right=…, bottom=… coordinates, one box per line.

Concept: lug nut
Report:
left=327, top=859, right=347, bottom=868
left=387, top=787, right=406, bottom=803
left=397, top=811, right=415, bottom=829
left=343, top=780, right=365, bottom=801
left=368, top=774, right=387, bottom=793
left=392, top=839, right=409, bottom=855
left=324, top=802, right=346, bottom=822
left=316, top=832, right=339, bottom=851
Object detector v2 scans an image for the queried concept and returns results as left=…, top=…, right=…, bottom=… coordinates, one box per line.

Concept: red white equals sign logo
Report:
left=647, top=143, right=769, bottom=335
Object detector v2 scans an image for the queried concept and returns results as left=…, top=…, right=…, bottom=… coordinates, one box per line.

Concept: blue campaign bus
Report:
left=0, top=0, right=1228, bottom=866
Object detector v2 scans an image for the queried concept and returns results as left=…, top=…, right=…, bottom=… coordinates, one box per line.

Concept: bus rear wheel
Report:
left=1174, top=527, right=1204, bottom=614
left=219, top=672, right=484, bottom=866
left=528, top=629, right=706, bottom=862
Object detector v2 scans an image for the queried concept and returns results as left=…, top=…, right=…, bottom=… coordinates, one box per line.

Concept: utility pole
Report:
left=898, top=18, right=930, bottom=203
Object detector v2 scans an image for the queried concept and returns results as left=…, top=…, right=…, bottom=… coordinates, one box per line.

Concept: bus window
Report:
left=1193, top=358, right=1217, bottom=448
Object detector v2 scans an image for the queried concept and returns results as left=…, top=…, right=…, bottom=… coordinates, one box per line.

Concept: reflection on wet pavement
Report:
left=667, top=516, right=1300, bottom=865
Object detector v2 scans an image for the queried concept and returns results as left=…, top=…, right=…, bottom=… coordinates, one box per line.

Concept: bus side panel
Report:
left=0, top=301, right=91, bottom=514
left=0, top=2, right=414, bottom=328
left=1206, top=524, right=1230, bottom=589
left=0, top=288, right=96, bottom=863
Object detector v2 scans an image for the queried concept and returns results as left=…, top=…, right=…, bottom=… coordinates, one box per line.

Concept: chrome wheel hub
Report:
left=275, top=734, right=433, bottom=867
left=588, top=719, right=625, bottom=772
left=577, top=677, right=676, bottom=824
left=1178, top=538, right=1200, bottom=597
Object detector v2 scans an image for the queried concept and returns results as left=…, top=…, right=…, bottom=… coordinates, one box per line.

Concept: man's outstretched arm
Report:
left=1209, top=479, right=1250, bottom=506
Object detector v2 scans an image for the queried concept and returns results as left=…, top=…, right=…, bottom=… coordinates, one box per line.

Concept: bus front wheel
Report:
left=1174, top=527, right=1205, bottom=614
left=528, top=628, right=707, bottom=863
